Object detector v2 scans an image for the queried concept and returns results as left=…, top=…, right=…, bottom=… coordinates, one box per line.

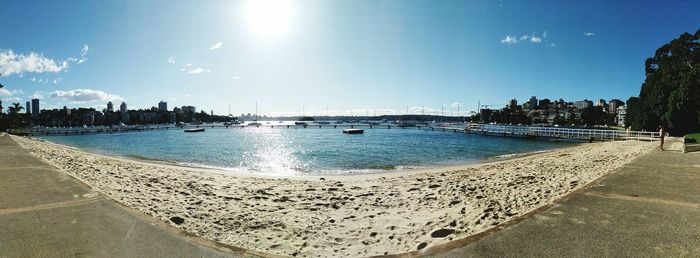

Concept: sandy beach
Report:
left=12, top=135, right=654, bottom=257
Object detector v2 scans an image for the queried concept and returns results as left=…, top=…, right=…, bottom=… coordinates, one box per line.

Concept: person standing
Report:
left=659, top=126, right=666, bottom=151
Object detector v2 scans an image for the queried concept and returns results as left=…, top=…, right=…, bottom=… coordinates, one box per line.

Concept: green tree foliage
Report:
left=627, top=29, right=700, bottom=135
left=580, top=106, right=607, bottom=126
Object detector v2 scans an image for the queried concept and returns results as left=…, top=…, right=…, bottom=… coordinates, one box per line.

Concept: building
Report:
left=596, top=99, right=607, bottom=107
left=529, top=96, right=538, bottom=110
left=31, top=98, right=40, bottom=116
left=181, top=106, right=196, bottom=114
left=608, top=99, right=625, bottom=113
left=26, top=101, right=31, bottom=115
left=107, top=101, right=114, bottom=112
left=158, top=101, right=168, bottom=112
left=616, top=106, right=627, bottom=127
left=574, top=99, right=593, bottom=109
left=507, top=99, right=517, bottom=110
left=119, top=102, right=129, bottom=123
left=538, top=99, right=551, bottom=110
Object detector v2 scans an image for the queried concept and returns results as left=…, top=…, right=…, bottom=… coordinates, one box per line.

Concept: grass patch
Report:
left=685, top=133, right=700, bottom=143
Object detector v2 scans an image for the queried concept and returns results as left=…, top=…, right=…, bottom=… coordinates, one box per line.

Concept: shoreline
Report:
left=28, top=136, right=578, bottom=181
left=11, top=135, right=655, bottom=257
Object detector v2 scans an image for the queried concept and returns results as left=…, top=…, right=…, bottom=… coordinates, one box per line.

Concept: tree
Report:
left=626, top=29, right=700, bottom=135
left=7, top=103, right=27, bottom=129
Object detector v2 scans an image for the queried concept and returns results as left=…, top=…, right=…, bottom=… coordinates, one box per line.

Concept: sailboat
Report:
left=247, top=101, right=262, bottom=126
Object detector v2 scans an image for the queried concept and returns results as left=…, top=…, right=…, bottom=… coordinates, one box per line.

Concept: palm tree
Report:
left=8, top=103, right=23, bottom=114
left=7, top=103, right=26, bottom=129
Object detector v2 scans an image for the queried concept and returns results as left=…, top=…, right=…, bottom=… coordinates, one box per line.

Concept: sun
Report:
left=244, top=0, right=294, bottom=39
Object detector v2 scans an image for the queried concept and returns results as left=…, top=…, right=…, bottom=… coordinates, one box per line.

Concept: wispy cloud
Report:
left=50, top=89, right=123, bottom=103
left=53, top=77, right=63, bottom=84
left=500, top=35, right=519, bottom=44
left=501, top=32, right=551, bottom=46
left=31, top=91, right=44, bottom=99
left=188, top=67, right=204, bottom=74
left=583, top=32, right=595, bottom=37
left=168, top=57, right=176, bottom=64
left=232, top=76, right=241, bottom=80
left=0, top=88, right=11, bottom=97
left=0, top=49, right=69, bottom=76
left=210, top=42, right=223, bottom=50
left=78, top=45, right=89, bottom=64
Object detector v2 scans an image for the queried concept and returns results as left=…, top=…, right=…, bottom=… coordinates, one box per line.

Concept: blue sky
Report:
left=1, top=0, right=698, bottom=116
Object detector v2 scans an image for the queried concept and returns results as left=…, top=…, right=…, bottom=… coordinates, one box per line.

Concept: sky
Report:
left=1, top=0, right=699, bottom=116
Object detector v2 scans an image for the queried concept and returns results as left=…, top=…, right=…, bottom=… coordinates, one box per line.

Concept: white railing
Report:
left=461, top=124, right=660, bottom=141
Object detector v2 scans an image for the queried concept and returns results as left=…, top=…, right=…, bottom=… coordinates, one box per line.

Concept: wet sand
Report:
left=12, top=135, right=654, bottom=257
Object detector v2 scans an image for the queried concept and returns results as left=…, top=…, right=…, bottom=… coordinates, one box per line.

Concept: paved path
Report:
left=429, top=138, right=700, bottom=257
left=0, top=134, right=252, bottom=258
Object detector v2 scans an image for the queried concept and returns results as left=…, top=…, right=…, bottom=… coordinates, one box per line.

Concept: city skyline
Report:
left=1, top=0, right=699, bottom=116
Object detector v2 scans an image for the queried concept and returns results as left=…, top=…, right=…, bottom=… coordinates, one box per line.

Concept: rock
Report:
left=417, top=242, right=428, bottom=250
left=430, top=228, right=454, bottom=238
left=169, top=216, right=185, bottom=225
left=449, top=220, right=457, bottom=227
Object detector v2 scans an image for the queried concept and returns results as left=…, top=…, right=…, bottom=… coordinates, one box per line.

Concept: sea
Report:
left=38, top=126, right=575, bottom=176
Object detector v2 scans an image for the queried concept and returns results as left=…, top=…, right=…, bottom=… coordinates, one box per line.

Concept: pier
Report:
left=8, top=123, right=661, bottom=142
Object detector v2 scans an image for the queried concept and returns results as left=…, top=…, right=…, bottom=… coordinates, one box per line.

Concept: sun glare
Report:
left=244, top=0, right=294, bottom=39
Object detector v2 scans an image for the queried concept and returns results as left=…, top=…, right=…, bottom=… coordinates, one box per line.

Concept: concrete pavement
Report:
left=428, top=138, right=700, bottom=257
left=0, top=134, right=254, bottom=258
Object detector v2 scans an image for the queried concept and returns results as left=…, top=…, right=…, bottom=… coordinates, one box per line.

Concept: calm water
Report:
left=39, top=128, right=575, bottom=176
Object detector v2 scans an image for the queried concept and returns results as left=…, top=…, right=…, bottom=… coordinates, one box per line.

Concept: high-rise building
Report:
left=608, top=99, right=625, bottom=113
left=119, top=102, right=129, bottom=123
left=538, top=99, right=551, bottom=110
left=508, top=99, right=517, bottom=110
left=31, top=98, right=40, bottom=116
left=107, top=101, right=114, bottom=112
left=26, top=101, right=31, bottom=115
left=574, top=99, right=593, bottom=109
left=158, top=101, right=168, bottom=112
left=181, top=106, right=196, bottom=114
left=529, top=96, right=538, bottom=110
left=596, top=99, right=607, bottom=107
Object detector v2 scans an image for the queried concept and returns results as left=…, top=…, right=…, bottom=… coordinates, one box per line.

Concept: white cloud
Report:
left=209, top=42, right=223, bottom=50
left=0, top=49, right=70, bottom=76
left=53, top=77, right=63, bottom=84
left=31, top=91, right=44, bottom=99
left=548, top=42, right=556, bottom=47
left=30, top=77, right=36, bottom=82
left=451, top=102, right=462, bottom=108
left=501, top=32, right=550, bottom=45
left=188, top=67, right=204, bottom=74
left=168, top=57, right=176, bottom=64
left=232, top=76, right=241, bottom=80
left=500, top=35, right=519, bottom=44
left=78, top=44, right=89, bottom=63
left=50, top=89, right=123, bottom=103
left=584, top=32, right=595, bottom=37
left=0, top=88, right=11, bottom=97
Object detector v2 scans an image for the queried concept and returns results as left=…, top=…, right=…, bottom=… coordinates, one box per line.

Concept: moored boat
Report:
left=184, top=128, right=205, bottom=133
left=342, top=129, right=364, bottom=134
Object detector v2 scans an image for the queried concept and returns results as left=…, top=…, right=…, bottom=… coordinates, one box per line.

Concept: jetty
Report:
left=8, top=123, right=661, bottom=142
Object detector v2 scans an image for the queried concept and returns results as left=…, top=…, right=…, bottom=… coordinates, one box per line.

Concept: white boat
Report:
left=247, top=122, right=262, bottom=126
left=184, top=128, right=205, bottom=133
left=342, top=129, right=364, bottom=134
